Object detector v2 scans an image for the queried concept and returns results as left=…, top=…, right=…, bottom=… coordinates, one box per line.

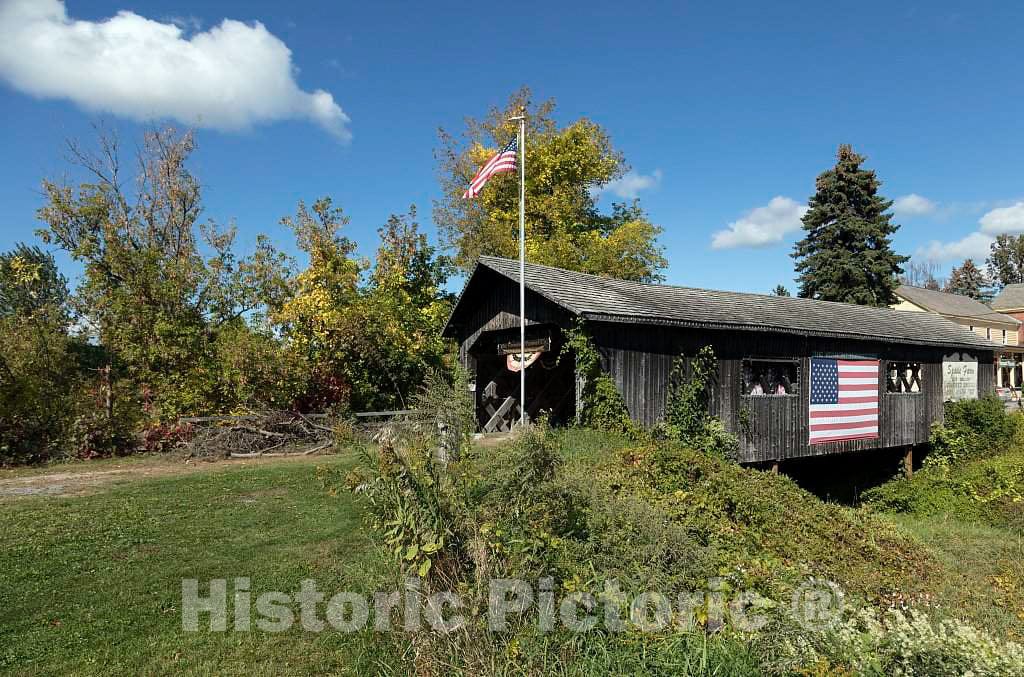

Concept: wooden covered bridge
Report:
left=442, top=257, right=999, bottom=465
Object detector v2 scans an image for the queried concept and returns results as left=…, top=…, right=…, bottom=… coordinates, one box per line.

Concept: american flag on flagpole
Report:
left=809, top=358, right=880, bottom=444
left=462, top=137, right=518, bottom=199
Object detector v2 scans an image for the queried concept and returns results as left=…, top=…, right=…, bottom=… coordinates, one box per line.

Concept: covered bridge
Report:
left=442, top=257, right=1000, bottom=464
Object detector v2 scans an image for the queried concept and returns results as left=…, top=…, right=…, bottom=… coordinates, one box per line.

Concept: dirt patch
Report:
left=0, top=454, right=330, bottom=500
left=474, top=432, right=516, bottom=449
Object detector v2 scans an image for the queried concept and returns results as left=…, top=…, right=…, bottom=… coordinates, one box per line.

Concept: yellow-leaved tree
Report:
left=434, top=86, right=666, bottom=282
left=274, top=200, right=451, bottom=411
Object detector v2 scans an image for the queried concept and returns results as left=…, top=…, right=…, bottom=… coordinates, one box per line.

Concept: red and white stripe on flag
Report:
left=808, top=358, right=879, bottom=444
left=462, top=138, right=518, bottom=199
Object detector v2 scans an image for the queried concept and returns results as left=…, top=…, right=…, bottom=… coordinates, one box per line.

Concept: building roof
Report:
left=444, top=256, right=1001, bottom=351
left=991, top=283, right=1024, bottom=311
left=895, top=284, right=1019, bottom=326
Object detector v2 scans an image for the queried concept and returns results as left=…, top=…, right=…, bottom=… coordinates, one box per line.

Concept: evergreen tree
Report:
left=944, top=259, right=987, bottom=299
left=792, top=145, right=908, bottom=306
left=771, top=284, right=791, bottom=296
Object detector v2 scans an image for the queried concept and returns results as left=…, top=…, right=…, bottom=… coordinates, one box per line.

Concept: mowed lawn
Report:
left=4, top=442, right=1023, bottom=675
left=0, top=454, right=407, bottom=676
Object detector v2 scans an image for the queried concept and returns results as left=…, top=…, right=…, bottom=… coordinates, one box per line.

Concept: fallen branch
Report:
left=185, top=409, right=342, bottom=459
left=296, top=411, right=336, bottom=434
left=302, top=441, right=334, bottom=455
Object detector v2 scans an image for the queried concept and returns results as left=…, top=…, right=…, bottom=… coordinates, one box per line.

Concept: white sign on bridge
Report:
left=942, top=356, right=978, bottom=402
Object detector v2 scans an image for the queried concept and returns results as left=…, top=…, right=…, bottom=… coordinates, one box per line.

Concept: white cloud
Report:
left=979, top=202, right=1024, bottom=234
left=892, top=193, right=936, bottom=216
left=915, top=232, right=993, bottom=263
left=602, top=169, right=663, bottom=199
left=710, top=196, right=808, bottom=250
left=913, top=201, right=1024, bottom=263
left=0, top=0, right=350, bottom=140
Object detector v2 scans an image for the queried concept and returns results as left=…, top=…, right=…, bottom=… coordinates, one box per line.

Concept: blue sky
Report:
left=0, top=0, right=1022, bottom=294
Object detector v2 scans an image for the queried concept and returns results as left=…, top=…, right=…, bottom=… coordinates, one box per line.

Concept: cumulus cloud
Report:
left=892, top=193, right=936, bottom=216
left=710, top=196, right=808, bottom=250
left=0, top=0, right=350, bottom=140
left=979, top=202, right=1024, bottom=234
left=602, top=170, right=663, bottom=199
left=913, top=200, right=1024, bottom=263
left=915, top=232, right=994, bottom=263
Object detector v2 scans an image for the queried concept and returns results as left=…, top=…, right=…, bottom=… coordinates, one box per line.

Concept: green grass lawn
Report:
left=4, top=435, right=1023, bottom=675
left=891, top=513, right=1024, bottom=640
left=0, top=454, right=408, bottom=676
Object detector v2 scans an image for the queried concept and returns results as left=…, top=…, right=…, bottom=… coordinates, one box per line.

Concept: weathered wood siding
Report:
left=450, top=267, right=572, bottom=371
left=446, top=279, right=998, bottom=464
left=589, top=321, right=997, bottom=463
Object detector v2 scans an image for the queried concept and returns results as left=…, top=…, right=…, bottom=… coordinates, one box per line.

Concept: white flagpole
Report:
left=518, top=114, right=527, bottom=426
left=511, top=113, right=527, bottom=427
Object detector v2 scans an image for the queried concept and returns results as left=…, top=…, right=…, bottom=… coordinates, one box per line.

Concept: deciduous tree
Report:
left=0, top=243, right=69, bottom=323
left=435, top=87, right=666, bottom=282
left=901, top=259, right=943, bottom=291
left=275, top=202, right=452, bottom=411
left=986, top=234, right=1024, bottom=288
left=37, top=127, right=294, bottom=419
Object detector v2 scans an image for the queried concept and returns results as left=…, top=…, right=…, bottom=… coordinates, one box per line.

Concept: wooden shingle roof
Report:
left=445, top=257, right=1000, bottom=351
left=991, top=283, right=1024, bottom=312
left=895, top=285, right=1019, bottom=326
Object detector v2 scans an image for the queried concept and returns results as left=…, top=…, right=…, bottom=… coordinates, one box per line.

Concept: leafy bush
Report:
left=65, top=412, right=124, bottom=460
left=139, top=422, right=194, bottom=455
left=320, top=368, right=479, bottom=582
left=660, top=347, right=739, bottom=459
left=335, top=425, right=947, bottom=674
left=927, top=396, right=1021, bottom=469
left=582, top=375, right=638, bottom=435
left=863, top=399, right=1024, bottom=527
left=562, top=321, right=640, bottom=436
left=779, top=607, right=1024, bottom=676
left=0, top=313, right=109, bottom=464
left=211, top=321, right=311, bottom=412
left=864, top=449, right=1024, bottom=528
left=335, top=432, right=462, bottom=581
left=407, top=366, right=476, bottom=462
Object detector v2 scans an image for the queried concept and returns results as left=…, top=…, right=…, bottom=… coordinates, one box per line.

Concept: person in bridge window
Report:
left=766, top=368, right=787, bottom=395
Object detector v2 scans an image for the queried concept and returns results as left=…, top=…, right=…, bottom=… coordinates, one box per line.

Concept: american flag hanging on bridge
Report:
left=462, top=137, right=518, bottom=198
left=809, top=358, right=879, bottom=444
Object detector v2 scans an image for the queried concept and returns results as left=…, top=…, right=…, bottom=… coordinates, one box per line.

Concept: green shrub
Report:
left=0, top=312, right=135, bottom=464
left=927, top=396, right=1020, bottom=468
left=562, top=321, right=640, bottom=437
left=660, top=347, right=739, bottom=459
left=407, top=366, right=476, bottom=461
left=864, top=398, right=1024, bottom=527
left=581, top=375, right=638, bottom=434
left=863, top=449, right=1024, bottom=528
left=779, top=607, right=1024, bottom=676
left=325, top=431, right=464, bottom=581
left=336, top=425, right=944, bottom=674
